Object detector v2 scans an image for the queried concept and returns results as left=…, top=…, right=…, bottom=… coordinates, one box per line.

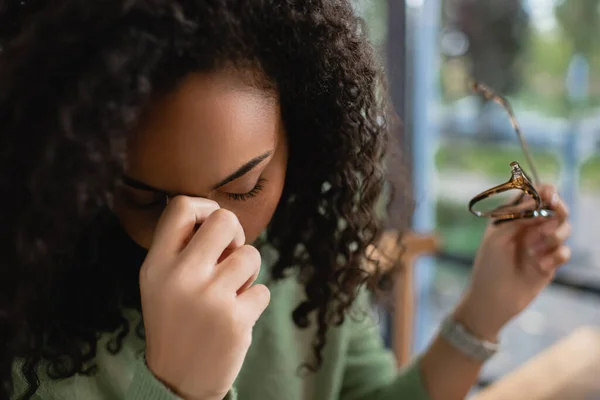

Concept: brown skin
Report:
left=113, top=71, right=288, bottom=248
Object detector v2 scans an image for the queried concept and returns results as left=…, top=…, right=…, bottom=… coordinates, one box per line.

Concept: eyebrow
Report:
left=121, top=150, right=273, bottom=195
left=211, top=150, right=273, bottom=189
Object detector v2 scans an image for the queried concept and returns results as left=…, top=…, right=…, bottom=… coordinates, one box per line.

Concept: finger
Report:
left=149, top=196, right=220, bottom=258
left=180, top=208, right=245, bottom=268
left=536, top=245, right=571, bottom=274
left=537, top=185, right=568, bottom=221
left=237, top=283, right=270, bottom=325
left=215, top=245, right=261, bottom=293
left=523, top=218, right=571, bottom=256
left=540, top=221, right=572, bottom=253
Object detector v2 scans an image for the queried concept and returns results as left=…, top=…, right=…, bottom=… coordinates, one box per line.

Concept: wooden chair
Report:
left=368, top=230, right=440, bottom=366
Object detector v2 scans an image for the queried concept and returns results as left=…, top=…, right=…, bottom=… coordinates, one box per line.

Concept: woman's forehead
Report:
left=126, top=72, right=281, bottom=194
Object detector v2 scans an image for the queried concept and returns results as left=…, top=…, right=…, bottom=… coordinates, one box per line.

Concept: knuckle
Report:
left=239, top=245, right=261, bottom=265
left=564, top=222, right=572, bottom=237
left=227, top=245, right=261, bottom=272
left=254, top=284, right=271, bottom=306
left=211, top=208, right=240, bottom=228
left=560, top=246, right=572, bottom=262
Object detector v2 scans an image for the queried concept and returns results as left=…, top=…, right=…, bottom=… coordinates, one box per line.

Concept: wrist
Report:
left=452, top=298, right=503, bottom=342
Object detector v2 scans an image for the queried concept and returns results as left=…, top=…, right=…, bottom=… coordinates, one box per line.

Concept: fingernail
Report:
left=551, top=192, right=559, bottom=206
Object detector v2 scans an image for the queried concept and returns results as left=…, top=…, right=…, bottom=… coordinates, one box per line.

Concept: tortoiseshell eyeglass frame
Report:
left=467, top=81, right=555, bottom=225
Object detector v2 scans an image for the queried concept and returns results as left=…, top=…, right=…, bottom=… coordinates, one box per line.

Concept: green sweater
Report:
left=11, top=253, right=430, bottom=400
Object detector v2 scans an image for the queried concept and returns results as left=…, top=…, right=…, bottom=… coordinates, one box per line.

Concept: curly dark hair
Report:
left=0, top=0, right=411, bottom=399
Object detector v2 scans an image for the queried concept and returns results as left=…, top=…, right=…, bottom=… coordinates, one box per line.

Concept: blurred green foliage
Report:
left=435, top=140, right=600, bottom=190
left=435, top=140, right=561, bottom=178
left=554, top=0, right=600, bottom=55
left=436, top=199, right=486, bottom=255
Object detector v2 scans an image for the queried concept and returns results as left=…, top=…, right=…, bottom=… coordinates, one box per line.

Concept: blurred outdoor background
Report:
left=356, top=0, right=600, bottom=392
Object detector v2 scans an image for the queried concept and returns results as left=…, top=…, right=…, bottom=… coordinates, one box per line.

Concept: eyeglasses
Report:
left=467, top=81, right=555, bottom=224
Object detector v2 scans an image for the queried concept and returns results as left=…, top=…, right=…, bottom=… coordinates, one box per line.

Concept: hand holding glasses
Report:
left=467, top=82, right=555, bottom=225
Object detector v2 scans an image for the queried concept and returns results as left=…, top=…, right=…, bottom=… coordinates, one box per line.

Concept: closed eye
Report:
left=224, top=178, right=267, bottom=201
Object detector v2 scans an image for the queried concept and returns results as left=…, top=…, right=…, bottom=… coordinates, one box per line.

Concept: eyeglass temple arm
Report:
left=471, top=82, right=540, bottom=185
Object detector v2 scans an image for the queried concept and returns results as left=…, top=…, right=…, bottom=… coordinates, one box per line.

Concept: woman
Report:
left=0, top=1, right=570, bottom=399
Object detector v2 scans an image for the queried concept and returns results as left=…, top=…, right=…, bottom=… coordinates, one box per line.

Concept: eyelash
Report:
left=225, top=178, right=267, bottom=202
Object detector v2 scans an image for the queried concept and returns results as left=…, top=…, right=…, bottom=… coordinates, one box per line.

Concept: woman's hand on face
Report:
left=139, top=197, right=270, bottom=400
left=454, top=184, right=571, bottom=341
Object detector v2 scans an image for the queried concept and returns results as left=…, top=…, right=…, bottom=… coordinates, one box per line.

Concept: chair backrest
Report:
left=369, top=230, right=440, bottom=366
